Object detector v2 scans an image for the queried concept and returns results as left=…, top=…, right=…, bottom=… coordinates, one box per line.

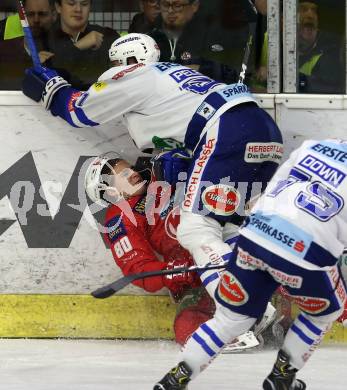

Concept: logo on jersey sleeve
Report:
left=202, top=184, right=240, bottom=216
left=196, top=102, right=216, bottom=120
left=291, top=296, right=330, bottom=314
left=67, top=91, right=83, bottom=112
left=105, top=216, right=127, bottom=243
left=218, top=272, right=248, bottom=306
left=244, top=142, right=283, bottom=163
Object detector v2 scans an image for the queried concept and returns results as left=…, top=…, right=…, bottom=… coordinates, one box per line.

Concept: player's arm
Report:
left=104, top=213, right=194, bottom=294
left=22, top=66, right=90, bottom=127
left=22, top=65, right=150, bottom=128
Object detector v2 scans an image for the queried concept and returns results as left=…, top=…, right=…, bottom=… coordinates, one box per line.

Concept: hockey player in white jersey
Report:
left=154, top=138, right=347, bottom=390
left=22, top=32, right=281, bottom=337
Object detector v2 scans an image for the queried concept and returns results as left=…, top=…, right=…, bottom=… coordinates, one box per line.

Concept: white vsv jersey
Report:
left=58, top=62, right=257, bottom=150
left=241, top=139, right=347, bottom=270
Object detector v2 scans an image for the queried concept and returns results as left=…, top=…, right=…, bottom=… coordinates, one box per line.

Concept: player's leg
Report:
left=153, top=239, right=279, bottom=389
left=173, top=287, right=215, bottom=346
left=221, top=224, right=278, bottom=351
left=178, top=102, right=282, bottom=298
left=263, top=265, right=346, bottom=390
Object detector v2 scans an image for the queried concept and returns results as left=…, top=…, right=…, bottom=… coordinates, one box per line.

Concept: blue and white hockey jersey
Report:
left=50, top=62, right=256, bottom=150
left=241, top=139, right=347, bottom=270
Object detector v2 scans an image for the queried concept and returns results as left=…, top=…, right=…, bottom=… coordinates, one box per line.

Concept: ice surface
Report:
left=0, top=339, right=345, bottom=389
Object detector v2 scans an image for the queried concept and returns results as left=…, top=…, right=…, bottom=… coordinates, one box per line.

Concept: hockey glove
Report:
left=152, top=148, right=192, bottom=185
left=163, top=259, right=197, bottom=294
left=22, top=67, right=70, bottom=110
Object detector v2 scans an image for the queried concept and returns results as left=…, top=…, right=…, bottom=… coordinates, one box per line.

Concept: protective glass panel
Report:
left=0, top=0, right=265, bottom=91
left=297, top=0, right=345, bottom=94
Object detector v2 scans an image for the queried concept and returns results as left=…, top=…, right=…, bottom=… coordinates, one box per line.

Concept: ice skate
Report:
left=254, top=302, right=278, bottom=337
left=154, top=361, right=192, bottom=390
left=222, top=331, right=261, bottom=353
left=263, top=350, right=306, bottom=390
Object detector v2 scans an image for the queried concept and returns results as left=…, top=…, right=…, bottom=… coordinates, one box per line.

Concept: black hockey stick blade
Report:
left=91, top=263, right=227, bottom=299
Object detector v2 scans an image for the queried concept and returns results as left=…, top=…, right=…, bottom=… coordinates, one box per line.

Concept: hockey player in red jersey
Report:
left=84, top=152, right=215, bottom=345
left=84, top=151, right=264, bottom=349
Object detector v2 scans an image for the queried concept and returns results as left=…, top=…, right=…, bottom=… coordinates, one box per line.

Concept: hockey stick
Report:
left=16, top=0, right=42, bottom=69
left=91, top=262, right=227, bottom=299
left=238, top=0, right=258, bottom=83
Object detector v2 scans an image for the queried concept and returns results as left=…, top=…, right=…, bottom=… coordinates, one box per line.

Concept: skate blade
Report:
left=222, top=331, right=260, bottom=354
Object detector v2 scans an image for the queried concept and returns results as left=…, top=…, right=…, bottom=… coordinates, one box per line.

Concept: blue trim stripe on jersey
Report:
left=298, top=314, right=322, bottom=336
left=201, top=272, right=220, bottom=287
left=74, top=106, right=99, bottom=127
left=291, top=324, right=314, bottom=345
left=200, top=323, right=224, bottom=348
left=192, top=333, right=216, bottom=357
left=197, top=262, right=211, bottom=276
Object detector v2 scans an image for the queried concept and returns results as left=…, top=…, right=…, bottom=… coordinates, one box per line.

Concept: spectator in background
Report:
left=0, top=0, right=56, bottom=90
left=251, top=0, right=345, bottom=93
left=149, top=0, right=204, bottom=69
left=129, top=0, right=160, bottom=34
left=0, top=0, right=19, bottom=40
left=48, top=0, right=119, bottom=89
left=251, top=0, right=268, bottom=92
left=298, top=0, right=344, bottom=93
left=148, top=0, right=239, bottom=83
left=254, top=0, right=267, bottom=15
left=203, top=0, right=257, bottom=84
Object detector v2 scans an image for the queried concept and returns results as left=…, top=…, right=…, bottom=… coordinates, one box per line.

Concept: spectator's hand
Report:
left=39, top=51, right=55, bottom=64
left=74, top=31, right=104, bottom=51
left=22, top=67, right=70, bottom=109
left=163, top=259, right=197, bottom=293
left=256, top=65, right=267, bottom=83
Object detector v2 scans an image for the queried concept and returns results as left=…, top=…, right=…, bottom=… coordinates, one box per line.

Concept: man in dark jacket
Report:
left=149, top=0, right=249, bottom=84
left=129, top=0, right=160, bottom=34
left=149, top=0, right=203, bottom=65
left=48, top=0, right=119, bottom=89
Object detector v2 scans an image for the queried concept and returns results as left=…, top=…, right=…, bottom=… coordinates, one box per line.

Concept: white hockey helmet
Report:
left=84, top=152, right=147, bottom=205
left=109, top=33, right=160, bottom=65
left=84, top=152, right=122, bottom=206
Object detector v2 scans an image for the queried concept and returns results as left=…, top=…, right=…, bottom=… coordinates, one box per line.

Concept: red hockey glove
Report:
left=163, top=259, right=197, bottom=293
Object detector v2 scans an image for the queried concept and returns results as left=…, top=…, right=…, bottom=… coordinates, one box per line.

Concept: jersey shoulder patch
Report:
left=105, top=215, right=127, bottom=243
